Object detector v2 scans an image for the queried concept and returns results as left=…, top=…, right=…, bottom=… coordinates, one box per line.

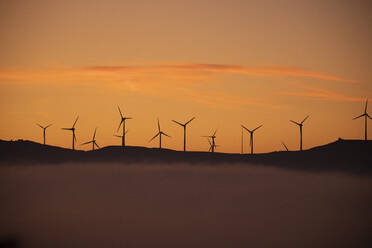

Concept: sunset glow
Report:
left=1, top=0, right=371, bottom=153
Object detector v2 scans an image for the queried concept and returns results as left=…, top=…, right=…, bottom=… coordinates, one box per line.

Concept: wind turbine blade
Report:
left=74, top=133, right=77, bottom=142
left=213, top=129, right=217, bottom=136
left=290, top=120, right=300, bottom=126
left=73, top=116, right=79, bottom=128
left=125, top=117, right=133, bottom=120
left=113, top=134, right=122, bottom=138
left=36, top=123, right=44, bottom=129
left=61, top=128, right=72, bottom=130
left=301, top=115, right=310, bottom=124
left=365, top=99, right=368, bottom=113
left=93, top=128, right=97, bottom=140
left=282, top=142, right=289, bottom=151
left=45, top=124, right=53, bottom=129
left=81, top=141, right=92, bottom=145
left=149, top=132, right=160, bottom=142
left=186, top=117, right=196, bottom=125
left=94, top=141, right=100, bottom=149
left=208, top=139, right=212, bottom=146
left=253, top=125, right=263, bottom=132
left=172, top=120, right=183, bottom=126
left=125, top=129, right=129, bottom=134
left=117, top=119, right=124, bottom=132
left=157, top=119, right=161, bottom=132
left=201, top=135, right=212, bottom=138
left=117, top=106, right=123, bottom=118
left=162, top=132, right=171, bottom=138
left=241, top=125, right=251, bottom=132
left=352, top=113, right=364, bottom=120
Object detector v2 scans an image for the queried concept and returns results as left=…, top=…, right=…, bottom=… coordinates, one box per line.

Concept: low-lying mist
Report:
left=0, top=162, right=371, bottom=248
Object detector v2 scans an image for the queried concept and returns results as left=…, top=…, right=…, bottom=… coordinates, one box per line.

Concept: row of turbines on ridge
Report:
left=36, top=99, right=371, bottom=154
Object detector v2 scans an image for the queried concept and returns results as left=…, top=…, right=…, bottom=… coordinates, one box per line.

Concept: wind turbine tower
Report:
left=36, top=123, right=52, bottom=145
left=202, top=130, right=217, bottom=153
left=290, top=115, right=309, bottom=151
left=62, top=116, right=79, bottom=150
left=353, top=99, right=371, bottom=140
left=117, top=106, right=132, bottom=147
left=172, top=117, right=195, bottom=152
left=241, top=124, right=263, bottom=154
left=149, top=119, right=171, bottom=149
left=81, top=128, right=100, bottom=151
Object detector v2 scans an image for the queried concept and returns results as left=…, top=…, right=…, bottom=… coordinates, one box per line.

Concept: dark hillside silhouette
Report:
left=0, top=138, right=371, bottom=174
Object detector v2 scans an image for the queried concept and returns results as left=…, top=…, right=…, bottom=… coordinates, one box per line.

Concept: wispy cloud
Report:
left=280, top=81, right=365, bottom=102
left=176, top=87, right=284, bottom=110
left=0, top=63, right=356, bottom=84
left=83, top=63, right=356, bottom=83
left=0, top=63, right=359, bottom=109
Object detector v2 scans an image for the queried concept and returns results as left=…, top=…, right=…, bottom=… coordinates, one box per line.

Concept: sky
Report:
left=0, top=0, right=371, bottom=153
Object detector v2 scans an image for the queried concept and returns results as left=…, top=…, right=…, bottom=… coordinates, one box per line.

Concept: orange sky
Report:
left=0, top=0, right=371, bottom=153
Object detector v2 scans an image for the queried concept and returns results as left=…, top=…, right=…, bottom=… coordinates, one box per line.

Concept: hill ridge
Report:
left=0, top=139, right=371, bottom=174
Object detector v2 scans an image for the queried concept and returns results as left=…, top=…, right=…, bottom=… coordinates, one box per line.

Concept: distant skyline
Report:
left=0, top=0, right=371, bottom=153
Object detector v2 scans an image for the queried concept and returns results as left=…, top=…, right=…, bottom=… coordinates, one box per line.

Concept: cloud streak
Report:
left=0, top=63, right=356, bottom=84
left=83, top=63, right=356, bottom=83
left=280, top=81, right=365, bottom=102
left=0, top=63, right=360, bottom=109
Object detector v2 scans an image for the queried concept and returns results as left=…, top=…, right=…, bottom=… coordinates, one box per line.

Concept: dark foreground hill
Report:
left=0, top=139, right=371, bottom=174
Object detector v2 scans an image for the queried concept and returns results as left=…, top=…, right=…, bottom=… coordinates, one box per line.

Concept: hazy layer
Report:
left=0, top=163, right=371, bottom=248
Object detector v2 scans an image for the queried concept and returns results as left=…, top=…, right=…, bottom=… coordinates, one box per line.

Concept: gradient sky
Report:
left=0, top=0, right=371, bottom=153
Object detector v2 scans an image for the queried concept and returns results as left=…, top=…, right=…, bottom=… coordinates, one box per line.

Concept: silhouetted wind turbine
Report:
left=202, top=130, right=217, bottom=153
left=61, top=116, right=79, bottom=150
left=36, top=123, right=52, bottom=145
left=113, top=130, right=128, bottom=140
left=241, top=124, right=263, bottom=154
left=172, top=117, right=195, bottom=152
left=207, top=138, right=219, bottom=152
left=353, top=99, right=371, bottom=140
left=241, top=126, right=244, bottom=154
left=290, top=115, right=309, bottom=151
left=282, top=141, right=289, bottom=151
left=117, top=106, right=132, bottom=147
left=149, top=119, right=170, bottom=149
left=81, top=128, right=100, bottom=151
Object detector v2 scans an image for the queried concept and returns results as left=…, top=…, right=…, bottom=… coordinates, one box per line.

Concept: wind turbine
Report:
left=81, top=128, right=100, bottom=151
left=207, top=137, right=219, bottom=152
left=290, top=115, right=309, bottom=151
left=241, top=124, right=263, bottom=154
left=36, top=123, right=52, bottom=145
left=172, top=117, right=195, bottom=152
left=61, top=116, right=79, bottom=150
left=114, top=130, right=128, bottom=141
left=241, top=126, right=244, bottom=154
left=202, top=130, right=217, bottom=153
left=282, top=141, right=289, bottom=151
left=353, top=99, right=371, bottom=140
left=149, top=119, right=171, bottom=149
left=117, top=106, right=132, bottom=147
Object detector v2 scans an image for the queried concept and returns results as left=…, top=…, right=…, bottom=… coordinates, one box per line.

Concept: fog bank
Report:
left=0, top=163, right=371, bottom=247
